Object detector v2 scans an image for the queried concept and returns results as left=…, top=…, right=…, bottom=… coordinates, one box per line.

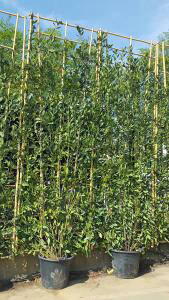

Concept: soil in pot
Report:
left=39, top=255, right=73, bottom=289
left=111, top=250, right=140, bottom=279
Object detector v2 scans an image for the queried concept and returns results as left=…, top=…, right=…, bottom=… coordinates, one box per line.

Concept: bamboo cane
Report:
left=36, top=31, right=149, bottom=58
left=0, top=44, right=13, bottom=50
left=148, top=41, right=153, bottom=79
left=144, top=41, right=153, bottom=113
left=12, top=14, right=23, bottom=252
left=89, top=149, right=94, bottom=204
left=89, top=29, right=94, bottom=55
left=129, top=35, right=132, bottom=47
left=152, top=44, right=159, bottom=208
left=19, top=15, right=32, bottom=200
left=56, top=22, right=68, bottom=200
left=105, top=34, right=111, bottom=117
left=7, top=14, right=19, bottom=99
left=61, top=22, right=68, bottom=90
left=73, top=30, right=94, bottom=177
left=12, top=14, right=33, bottom=253
left=96, top=30, right=102, bottom=83
left=111, top=46, right=151, bottom=58
left=129, top=35, right=133, bottom=66
left=17, top=16, right=27, bottom=215
left=37, top=31, right=79, bottom=44
left=89, top=31, right=101, bottom=203
left=0, top=14, right=19, bottom=175
left=0, top=9, right=25, bottom=18
left=12, top=14, right=19, bottom=60
left=94, top=28, right=102, bottom=157
left=37, top=14, right=45, bottom=238
left=74, top=128, right=81, bottom=176
left=33, top=13, right=155, bottom=45
left=162, top=42, right=167, bottom=89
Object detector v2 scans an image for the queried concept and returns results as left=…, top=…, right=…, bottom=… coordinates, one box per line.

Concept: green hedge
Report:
left=0, top=23, right=169, bottom=258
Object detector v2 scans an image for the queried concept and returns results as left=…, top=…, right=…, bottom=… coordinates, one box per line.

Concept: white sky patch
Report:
left=0, top=0, right=29, bottom=16
left=144, top=0, right=169, bottom=41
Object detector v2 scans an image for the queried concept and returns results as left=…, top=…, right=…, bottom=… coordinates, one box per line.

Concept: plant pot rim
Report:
left=38, top=255, right=74, bottom=262
left=111, top=249, right=140, bottom=255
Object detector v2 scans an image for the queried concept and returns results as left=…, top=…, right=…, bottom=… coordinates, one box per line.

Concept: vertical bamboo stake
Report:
left=12, top=14, right=23, bottom=252
left=89, top=29, right=95, bottom=203
left=105, top=33, right=109, bottom=63
left=129, top=35, right=133, bottom=49
left=162, top=42, right=167, bottom=89
left=105, top=33, right=111, bottom=117
left=0, top=14, right=19, bottom=173
left=37, top=14, right=45, bottom=238
left=7, top=14, right=19, bottom=98
left=152, top=44, right=159, bottom=208
left=17, top=16, right=27, bottom=215
left=96, top=29, right=102, bottom=84
left=74, top=30, right=94, bottom=177
left=64, top=21, right=70, bottom=185
left=61, top=22, right=67, bottom=91
left=90, top=30, right=102, bottom=203
left=57, top=22, right=68, bottom=199
left=89, top=28, right=93, bottom=55
left=12, top=13, right=19, bottom=60
left=145, top=42, right=153, bottom=114
left=89, top=149, right=94, bottom=204
left=13, top=14, right=33, bottom=253
left=148, top=41, right=153, bottom=79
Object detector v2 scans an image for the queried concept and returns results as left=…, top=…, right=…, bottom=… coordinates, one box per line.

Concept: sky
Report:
left=0, top=0, right=169, bottom=44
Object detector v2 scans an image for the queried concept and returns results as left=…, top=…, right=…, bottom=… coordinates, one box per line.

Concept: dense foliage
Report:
left=0, top=19, right=169, bottom=258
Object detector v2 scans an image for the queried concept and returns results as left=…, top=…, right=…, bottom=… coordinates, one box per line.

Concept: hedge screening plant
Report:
left=0, top=19, right=23, bottom=255
left=102, top=46, right=169, bottom=253
left=15, top=21, right=81, bottom=258
left=0, top=18, right=169, bottom=259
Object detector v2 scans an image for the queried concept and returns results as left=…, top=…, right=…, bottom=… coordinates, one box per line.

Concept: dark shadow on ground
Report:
left=68, top=271, right=89, bottom=287
left=0, top=280, right=13, bottom=292
left=69, top=270, right=105, bottom=287
left=139, top=258, right=155, bottom=276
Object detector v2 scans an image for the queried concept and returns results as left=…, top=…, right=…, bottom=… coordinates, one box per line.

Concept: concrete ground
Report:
left=1, top=264, right=169, bottom=300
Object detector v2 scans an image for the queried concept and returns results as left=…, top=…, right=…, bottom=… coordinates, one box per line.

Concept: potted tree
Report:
left=38, top=206, right=77, bottom=289
left=101, top=52, right=158, bottom=279
left=103, top=159, right=157, bottom=279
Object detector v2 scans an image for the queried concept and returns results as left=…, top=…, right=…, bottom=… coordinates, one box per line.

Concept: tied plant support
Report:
left=0, top=11, right=168, bottom=267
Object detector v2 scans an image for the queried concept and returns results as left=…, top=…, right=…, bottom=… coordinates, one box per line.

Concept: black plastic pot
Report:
left=111, top=250, right=140, bottom=279
left=39, top=255, right=73, bottom=289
